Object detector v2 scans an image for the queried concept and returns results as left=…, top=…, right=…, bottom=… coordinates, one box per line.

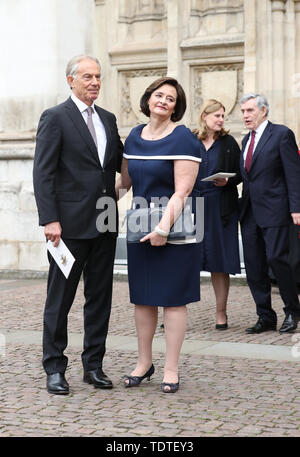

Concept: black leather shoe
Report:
left=47, top=373, right=69, bottom=395
left=216, top=314, right=228, bottom=330
left=279, top=314, right=300, bottom=333
left=83, top=368, right=113, bottom=389
left=246, top=319, right=277, bottom=334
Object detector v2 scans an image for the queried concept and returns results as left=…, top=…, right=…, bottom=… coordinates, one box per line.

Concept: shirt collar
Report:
left=71, top=93, right=95, bottom=113
left=252, top=119, right=268, bottom=136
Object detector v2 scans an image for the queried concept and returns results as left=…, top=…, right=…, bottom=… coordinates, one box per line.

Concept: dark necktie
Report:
left=86, top=106, right=98, bottom=147
left=245, top=130, right=256, bottom=173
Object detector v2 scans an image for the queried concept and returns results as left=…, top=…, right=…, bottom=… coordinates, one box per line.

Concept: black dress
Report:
left=195, top=136, right=241, bottom=274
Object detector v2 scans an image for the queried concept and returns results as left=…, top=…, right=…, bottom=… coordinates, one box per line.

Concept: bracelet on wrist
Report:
left=154, top=225, right=169, bottom=237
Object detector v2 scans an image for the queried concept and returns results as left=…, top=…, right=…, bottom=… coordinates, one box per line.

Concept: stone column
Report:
left=243, top=0, right=257, bottom=93
left=94, top=0, right=112, bottom=110
left=270, top=0, right=287, bottom=124
left=167, top=0, right=184, bottom=80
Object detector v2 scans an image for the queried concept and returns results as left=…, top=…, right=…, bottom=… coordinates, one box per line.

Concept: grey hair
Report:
left=65, top=55, right=101, bottom=79
left=240, top=93, right=269, bottom=116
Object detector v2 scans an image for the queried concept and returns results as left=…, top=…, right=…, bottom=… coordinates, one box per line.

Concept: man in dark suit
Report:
left=33, top=55, right=123, bottom=394
left=239, top=93, right=300, bottom=334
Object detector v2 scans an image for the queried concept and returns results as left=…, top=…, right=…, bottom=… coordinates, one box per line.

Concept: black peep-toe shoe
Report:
left=160, top=381, right=179, bottom=394
left=161, top=377, right=180, bottom=394
left=124, top=364, right=155, bottom=388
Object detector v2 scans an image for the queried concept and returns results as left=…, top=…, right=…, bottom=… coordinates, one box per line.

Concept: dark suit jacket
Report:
left=239, top=121, right=300, bottom=228
left=33, top=97, right=123, bottom=238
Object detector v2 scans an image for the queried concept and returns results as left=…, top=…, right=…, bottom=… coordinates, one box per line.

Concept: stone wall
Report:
left=0, top=145, right=43, bottom=271
left=1, top=0, right=300, bottom=273
left=0, top=0, right=96, bottom=273
left=95, top=0, right=300, bottom=139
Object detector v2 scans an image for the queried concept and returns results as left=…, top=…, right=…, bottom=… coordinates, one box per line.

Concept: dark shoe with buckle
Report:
left=279, top=314, right=300, bottom=333
left=47, top=373, right=69, bottom=395
left=246, top=318, right=277, bottom=334
left=83, top=368, right=113, bottom=389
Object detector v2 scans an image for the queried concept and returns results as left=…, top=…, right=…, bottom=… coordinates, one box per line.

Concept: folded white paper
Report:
left=47, top=239, right=75, bottom=279
left=201, top=172, right=236, bottom=182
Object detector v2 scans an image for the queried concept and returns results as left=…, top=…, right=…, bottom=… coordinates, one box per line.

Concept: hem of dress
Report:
left=200, top=268, right=241, bottom=275
left=129, top=298, right=200, bottom=307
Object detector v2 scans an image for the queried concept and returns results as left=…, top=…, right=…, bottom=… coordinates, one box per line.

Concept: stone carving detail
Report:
left=119, top=68, right=166, bottom=126
left=190, top=0, right=244, bottom=35
left=191, top=0, right=243, bottom=13
left=191, top=63, right=244, bottom=125
left=118, top=0, right=166, bottom=23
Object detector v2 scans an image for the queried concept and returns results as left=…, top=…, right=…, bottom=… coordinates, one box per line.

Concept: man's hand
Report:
left=291, top=213, right=300, bottom=225
left=44, top=222, right=62, bottom=247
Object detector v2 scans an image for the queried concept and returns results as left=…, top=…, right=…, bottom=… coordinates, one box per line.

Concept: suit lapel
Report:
left=64, top=97, right=102, bottom=167
left=95, top=105, right=112, bottom=169
left=249, top=121, right=273, bottom=171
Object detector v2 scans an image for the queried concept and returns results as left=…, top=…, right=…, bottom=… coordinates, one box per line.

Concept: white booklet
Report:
left=201, top=172, right=236, bottom=182
left=47, top=239, right=75, bottom=279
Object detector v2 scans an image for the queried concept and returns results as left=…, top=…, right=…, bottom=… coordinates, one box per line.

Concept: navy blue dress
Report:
left=195, top=139, right=241, bottom=274
left=124, top=124, right=202, bottom=307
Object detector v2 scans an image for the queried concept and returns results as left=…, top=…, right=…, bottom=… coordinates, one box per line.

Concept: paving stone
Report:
left=0, top=278, right=300, bottom=437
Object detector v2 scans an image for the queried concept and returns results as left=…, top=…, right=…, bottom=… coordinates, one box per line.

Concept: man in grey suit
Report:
left=33, top=55, right=123, bottom=394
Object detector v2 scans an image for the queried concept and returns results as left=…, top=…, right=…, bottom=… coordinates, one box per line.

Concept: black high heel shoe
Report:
left=216, top=314, right=228, bottom=330
left=161, top=376, right=180, bottom=394
left=124, top=364, right=155, bottom=388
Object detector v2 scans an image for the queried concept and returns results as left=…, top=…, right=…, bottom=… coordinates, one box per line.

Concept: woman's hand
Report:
left=213, top=177, right=228, bottom=187
left=140, top=231, right=168, bottom=246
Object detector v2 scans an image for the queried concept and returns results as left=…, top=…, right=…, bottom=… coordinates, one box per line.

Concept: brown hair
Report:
left=140, top=77, right=186, bottom=122
left=194, top=99, right=229, bottom=140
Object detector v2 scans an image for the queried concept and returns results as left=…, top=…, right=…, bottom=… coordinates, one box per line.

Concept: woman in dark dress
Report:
left=116, top=77, right=201, bottom=393
left=194, top=99, right=241, bottom=329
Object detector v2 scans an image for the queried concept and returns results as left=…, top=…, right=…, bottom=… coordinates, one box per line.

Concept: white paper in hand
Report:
left=201, top=172, right=236, bottom=182
left=47, top=239, right=75, bottom=279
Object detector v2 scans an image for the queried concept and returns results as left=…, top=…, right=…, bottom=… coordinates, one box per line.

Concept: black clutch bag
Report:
left=126, top=205, right=196, bottom=243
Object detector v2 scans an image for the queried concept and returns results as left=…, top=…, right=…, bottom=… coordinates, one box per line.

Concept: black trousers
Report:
left=241, top=205, right=300, bottom=324
left=43, top=233, right=116, bottom=374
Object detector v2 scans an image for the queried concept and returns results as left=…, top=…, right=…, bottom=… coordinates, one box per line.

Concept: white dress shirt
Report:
left=71, top=93, right=107, bottom=166
left=243, top=119, right=269, bottom=162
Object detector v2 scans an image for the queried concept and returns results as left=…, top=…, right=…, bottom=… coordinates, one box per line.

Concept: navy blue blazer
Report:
left=239, top=121, right=300, bottom=228
left=33, top=97, right=123, bottom=239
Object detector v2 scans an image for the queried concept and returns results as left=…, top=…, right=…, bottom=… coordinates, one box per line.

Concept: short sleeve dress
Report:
left=124, top=124, right=202, bottom=307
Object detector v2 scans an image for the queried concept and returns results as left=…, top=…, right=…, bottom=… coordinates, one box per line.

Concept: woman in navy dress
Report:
left=194, top=99, right=241, bottom=330
left=116, top=77, right=201, bottom=393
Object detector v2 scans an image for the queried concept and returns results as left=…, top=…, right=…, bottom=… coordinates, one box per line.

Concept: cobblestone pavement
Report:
left=0, top=276, right=300, bottom=438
